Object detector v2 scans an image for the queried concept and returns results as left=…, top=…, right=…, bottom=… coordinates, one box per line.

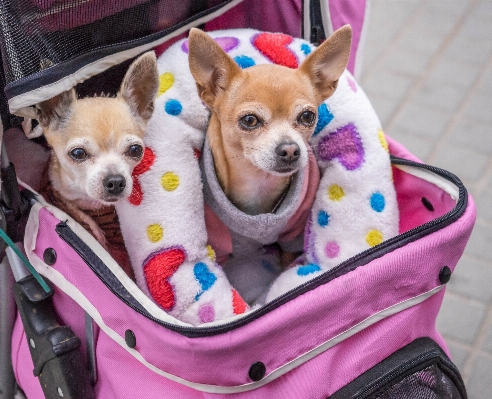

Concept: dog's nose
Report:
left=275, top=142, right=300, bottom=163
left=103, top=174, right=126, bottom=195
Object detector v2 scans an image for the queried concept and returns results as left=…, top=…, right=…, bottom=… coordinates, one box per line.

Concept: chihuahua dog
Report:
left=36, top=52, right=159, bottom=273
left=188, top=27, right=352, bottom=276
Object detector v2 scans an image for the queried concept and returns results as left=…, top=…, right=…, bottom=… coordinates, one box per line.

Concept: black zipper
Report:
left=55, top=157, right=468, bottom=338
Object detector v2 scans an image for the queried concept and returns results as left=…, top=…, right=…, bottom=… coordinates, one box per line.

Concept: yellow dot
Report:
left=158, top=72, right=174, bottom=97
left=206, top=245, right=216, bottom=262
left=328, top=184, right=345, bottom=201
left=366, top=229, right=383, bottom=247
left=161, top=172, right=179, bottom=191
left=378, top=129, right=389, bottom=153
left=147, top=224, right=163, bottom=243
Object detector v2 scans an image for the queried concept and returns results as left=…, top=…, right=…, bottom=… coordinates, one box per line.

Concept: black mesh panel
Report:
left=0, top=0, right=230, bottom=96
left=373, top=364, right=463, bottom=399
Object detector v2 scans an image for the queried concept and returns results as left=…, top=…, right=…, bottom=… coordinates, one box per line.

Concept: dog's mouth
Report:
left=271, top=164, right=300, bottom=175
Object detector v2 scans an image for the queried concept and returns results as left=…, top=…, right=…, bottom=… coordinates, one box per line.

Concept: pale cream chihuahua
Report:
left=36, top=52, right=159, bottom=247
left=188, top=26, right=352, bottom=217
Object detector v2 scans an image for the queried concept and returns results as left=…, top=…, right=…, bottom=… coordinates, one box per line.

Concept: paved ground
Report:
left=360, top=0, right=492, bottom=396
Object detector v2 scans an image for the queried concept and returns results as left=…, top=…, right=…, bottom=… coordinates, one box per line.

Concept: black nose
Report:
left=103, top=174, right=126, bottom=196
left=275, top=142, right=300, bottom=163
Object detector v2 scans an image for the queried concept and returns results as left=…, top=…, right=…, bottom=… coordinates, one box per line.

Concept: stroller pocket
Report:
left=329, top=337, right=466, bottom=399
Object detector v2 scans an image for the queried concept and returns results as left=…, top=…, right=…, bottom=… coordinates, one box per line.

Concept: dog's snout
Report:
left=103, top=174, right=126, bottom=196
left=275, top=142, right=300, bottom=163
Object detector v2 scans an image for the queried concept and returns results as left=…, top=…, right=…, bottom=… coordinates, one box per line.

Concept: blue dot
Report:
left=297, top=264, right=321, bottom=276
left=370, top=192, right=386, bottom=212
left=165, top=99, right=182, bottom=116
left=234, top=55, right=256, bottom=69
left=313, top=103, right=334, bottom=136
left=301, top=43, right=312, bottom=55
left=317, top=210, right=330, bottom=227
left=193, top=262, right=217, bottom=300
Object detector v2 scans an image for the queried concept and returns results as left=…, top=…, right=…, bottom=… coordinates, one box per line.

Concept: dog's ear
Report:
left=188, top=28, right=242, bottom=108
left=36, top=89, right=76, bottom=130
left=118, top=51, right=159, bottom=124
left=299, top=25, right=352, bottom=102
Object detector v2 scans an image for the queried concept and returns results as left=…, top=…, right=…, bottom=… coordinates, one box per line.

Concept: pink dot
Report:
left=325, top=241, right=340, bottom=258
left=198, top=304, right=215, bottom=323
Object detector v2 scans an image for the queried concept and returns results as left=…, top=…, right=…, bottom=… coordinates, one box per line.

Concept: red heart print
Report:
left=129, top=147, right=156, bottom=206
left=252, top=33, right=298, bottom=69
left=144, top=247, right=186, bottom=310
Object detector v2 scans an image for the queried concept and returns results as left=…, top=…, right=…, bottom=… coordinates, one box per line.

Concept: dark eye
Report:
left=239, top=114, right=261, bottom=129
left=69, top=148, right=88, bottom=161
left=298, top=110, right=316, bottom=126
left=127, top=144, right=143, bottom=159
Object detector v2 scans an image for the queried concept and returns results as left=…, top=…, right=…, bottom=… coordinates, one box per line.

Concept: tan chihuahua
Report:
left=36, top=52, right=159, bottom=252
left=188, top=26, right=352, bottom=216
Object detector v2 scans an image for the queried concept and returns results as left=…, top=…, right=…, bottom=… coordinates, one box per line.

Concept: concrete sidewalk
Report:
left=360, top=0, right=492, bottom=396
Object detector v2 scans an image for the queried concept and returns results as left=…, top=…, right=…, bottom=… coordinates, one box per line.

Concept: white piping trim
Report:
left=394, top=164, right=460, bottom=202
left=320, top=0, right=334, bottom=36
left=8, top=0, right=245, bottom=114
left=23, top=216, right=446, bottom=396
left=353, top=0, right=371, bottom=80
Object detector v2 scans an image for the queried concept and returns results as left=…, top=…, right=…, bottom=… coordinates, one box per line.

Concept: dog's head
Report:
left=188, top=27, right=352, bottom=179
left=37, top=52, right=159, bottom=206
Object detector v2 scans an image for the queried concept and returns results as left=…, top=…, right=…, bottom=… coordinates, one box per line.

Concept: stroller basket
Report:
left=0, top=1, right=474, bottom=398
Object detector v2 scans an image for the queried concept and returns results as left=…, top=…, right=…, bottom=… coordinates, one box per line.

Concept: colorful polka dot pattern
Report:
left=146, top=224, right=163, bottom=243
left=297, top=263, right=321, bottom=276
left=370, top=192, right=385, bottom=212
left=313, top=103, right=334, bottom=136
left=158, top=73, right=174, bottom=97
left=300, top=43, right=312, bottom=55
left=366, top=230, right=383, bottom=247
left=317, top=210, right=330, bottom=227
left=194, top=262, right=217, bottom=300
left=161, top=172, right=180, bottom=191
left=234, top=55, right=255, bottom=69
left=328, top=184, right=345, bottom=201
left=378, top=129, right=389, bottom=153
left=165, top=99, right=182, bottom=116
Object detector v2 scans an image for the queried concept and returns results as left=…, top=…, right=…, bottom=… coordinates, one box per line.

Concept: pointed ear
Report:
left=299, top=25, right=352, bottom=101
left=187, top=28, right=242, bottom=108
left=36, top=89, right=76, bottom=129
left=118, top=51, right=159, bottom=123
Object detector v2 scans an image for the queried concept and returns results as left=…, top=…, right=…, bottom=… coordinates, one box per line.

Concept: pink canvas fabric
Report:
left=12, top=138, right=476, bottom=398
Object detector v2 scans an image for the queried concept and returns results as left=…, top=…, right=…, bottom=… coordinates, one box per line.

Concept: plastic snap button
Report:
left=439, top=266, right=452, bottom=284
left=43, top=248, right=57, bottom=265
left=421, top=197, right=434, bottom=211
left=125, top=329, right=136, bottom=348
left=249, top=361, right=266, bottom=381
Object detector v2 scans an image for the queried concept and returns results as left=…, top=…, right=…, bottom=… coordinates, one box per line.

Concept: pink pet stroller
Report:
left=0, top=1, right=475, bottom=398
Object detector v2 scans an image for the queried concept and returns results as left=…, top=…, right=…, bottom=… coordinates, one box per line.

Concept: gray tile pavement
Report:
left=361, top=0, right=492, bottom=396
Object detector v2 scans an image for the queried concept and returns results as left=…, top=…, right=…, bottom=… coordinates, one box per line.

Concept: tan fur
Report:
left=188, top=27, right=352, bottom=215
left=37, top=52, right=159, bottom=250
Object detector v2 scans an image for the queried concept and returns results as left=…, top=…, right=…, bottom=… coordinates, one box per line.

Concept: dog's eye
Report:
left=298, top=110, right=316, bottom=125
left=127, top=144, right=143, bottom=159
left=69, top=148, right=88, bottom=161
left=239, top=114, right=260, bottom=129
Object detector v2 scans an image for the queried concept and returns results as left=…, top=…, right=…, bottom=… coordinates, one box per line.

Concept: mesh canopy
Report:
left=0, top=0, right=241, bottom=111
left=374, top=364, right=464, bottom=399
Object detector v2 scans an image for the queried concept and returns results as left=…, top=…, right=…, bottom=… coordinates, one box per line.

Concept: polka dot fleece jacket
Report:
left=115, top=29, right=399, bottom=326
